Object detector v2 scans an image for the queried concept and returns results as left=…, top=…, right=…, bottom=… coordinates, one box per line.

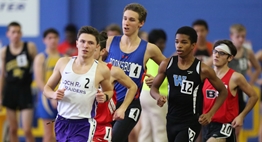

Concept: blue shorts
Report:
left=37, top=92, right=57, bottom=119
left=55, top=115, right=96, bottom=142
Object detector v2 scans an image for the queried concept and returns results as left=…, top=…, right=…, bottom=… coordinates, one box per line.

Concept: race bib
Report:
left=220, top=123, right=232, bottom=137
left=128, top=108, right=140, bottom=121
left=16, top=54, right=28, bottom=67
left=129, top=63, right=142, bottom=78
left=181, top=80, right=194, bottom=95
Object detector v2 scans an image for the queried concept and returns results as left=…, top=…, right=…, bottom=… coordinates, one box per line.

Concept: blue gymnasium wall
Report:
left=91, top=0, right=262, bottom=57
left=0, top=0, right=261, bottom=56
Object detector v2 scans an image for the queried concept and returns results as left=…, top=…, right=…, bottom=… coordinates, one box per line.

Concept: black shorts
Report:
left=2, top=84, right=33, bottom=110
left=166, top=116, right=201, bottom=142
left=112, top=99, right=141, bottom=142
left=260, top=85, right=262, bottom=102
left=202, top=122, right=236, bottom=142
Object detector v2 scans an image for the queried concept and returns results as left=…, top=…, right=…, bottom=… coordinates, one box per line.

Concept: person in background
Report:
left=138, top=30, right=148, bottom=41
left=139, top=29, right=168, bottom=142
left=192, top=19, right=213, bottom=64
left=58, top=24, right=78, bottom=56
left=228, top=24, right=261, bottom=141
left=34, top=28, right=61, bottom=142
left=105, top=24, right=122, bottom=36
left=0, top=21, right=37, bottom=142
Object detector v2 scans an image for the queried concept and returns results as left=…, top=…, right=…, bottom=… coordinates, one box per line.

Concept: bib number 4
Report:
left=129, top=63, right=142, bottom=78
left=128, top=108, right=140, bottom=122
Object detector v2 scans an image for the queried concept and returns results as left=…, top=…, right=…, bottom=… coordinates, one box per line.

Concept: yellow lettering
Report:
left=6, top=59, right=17, bottom=72
left=13, top=68, right=24, bottom=78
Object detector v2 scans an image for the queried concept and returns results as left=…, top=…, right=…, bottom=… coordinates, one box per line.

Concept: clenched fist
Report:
left=96, top=90, right=106, bottom=103
left=157, top=95, right=167, bottom=107
left=53, top=88, right=66, bottom=100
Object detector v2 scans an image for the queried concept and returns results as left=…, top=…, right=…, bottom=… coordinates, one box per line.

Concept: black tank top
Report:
left=166, top=56, right=203, bottom=122
left=4, top=42, right=33, bottom=85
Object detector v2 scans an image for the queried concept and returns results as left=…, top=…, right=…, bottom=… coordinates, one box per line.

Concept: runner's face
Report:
left=77, top=33, right=98, bottom=58
left=212, top=48, right=232, bottom=67
left=7, top=26, right=22, bottom=43
left=44, top=33, right=59, bottom=50
left=230, top=31, right=246, bottom=48
left=175, top=34, right=195, bottom=58
left=122, top=10, right=143, bottom=36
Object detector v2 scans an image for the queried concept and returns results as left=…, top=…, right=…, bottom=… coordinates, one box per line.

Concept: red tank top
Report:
left=202, top=69, right=239, bottom=123
left=95, top=63, right=117, bottom=124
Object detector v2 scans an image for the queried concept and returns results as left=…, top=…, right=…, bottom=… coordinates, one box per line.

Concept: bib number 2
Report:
left=188, top=128, right=196, bottom=142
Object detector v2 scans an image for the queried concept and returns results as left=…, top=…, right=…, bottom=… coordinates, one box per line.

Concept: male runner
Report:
left=202, top=40, right=258, bottom=142
left=150, top=26, right=228, bottom=142
left=44, top=26, right=113, bottom=142
left=105, top=3, right=166, bottom=142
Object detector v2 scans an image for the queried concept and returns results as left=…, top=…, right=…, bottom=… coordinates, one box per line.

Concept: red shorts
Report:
left=93, top=123, right=112, bottom=142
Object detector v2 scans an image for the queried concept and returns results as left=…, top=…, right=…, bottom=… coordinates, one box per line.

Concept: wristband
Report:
left=104, top=93, right=109, bottom=101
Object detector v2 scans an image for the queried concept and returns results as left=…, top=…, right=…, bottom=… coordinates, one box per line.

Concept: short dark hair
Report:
left=8, top=22, right=21, bottom=30
left=176, top=26, right=197, bottom=44
left=65, top=24, right=77, bottom=33
left=99, top=31, right=108, bottom=50
left=148, top=29, right=167, bottom=44
left=124, top=3, right=147, bottom=23
left=106, top=24, right=122, bottom=34
left=77, top=26, right=100, bottom=44
left=213, top=40, right=237, bottom=57
left=192, top=19, right=209, bottom=30
left=43, top=28, right=59, bottom=38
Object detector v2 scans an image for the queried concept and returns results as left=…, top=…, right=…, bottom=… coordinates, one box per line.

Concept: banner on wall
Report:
left=0, top=0, right=39, bottom=37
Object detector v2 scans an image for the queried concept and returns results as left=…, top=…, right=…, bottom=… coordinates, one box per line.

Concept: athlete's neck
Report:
left=178, top=52, right=195, bottom=66
left=214, top=65, right=230, bottom=79
left=122, top=33, right=140, bottom=47
left=10, top=41, right=22, bottom=48
left=197, top=40, right=207, bottom=48
left=98, top=59, right=106, bottom=66
left=98, top=56, right=103, bottom=62
left=236, top=46, right=242, bottom=51
left=76, top=56, right=94, bottom=66
left=45, top=47, right=58, bottom=55
left=178, top=56, right=195, bottom=66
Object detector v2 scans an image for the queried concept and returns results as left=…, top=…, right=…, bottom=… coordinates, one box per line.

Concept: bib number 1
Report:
left=104, top=127, right=112, bottom=141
